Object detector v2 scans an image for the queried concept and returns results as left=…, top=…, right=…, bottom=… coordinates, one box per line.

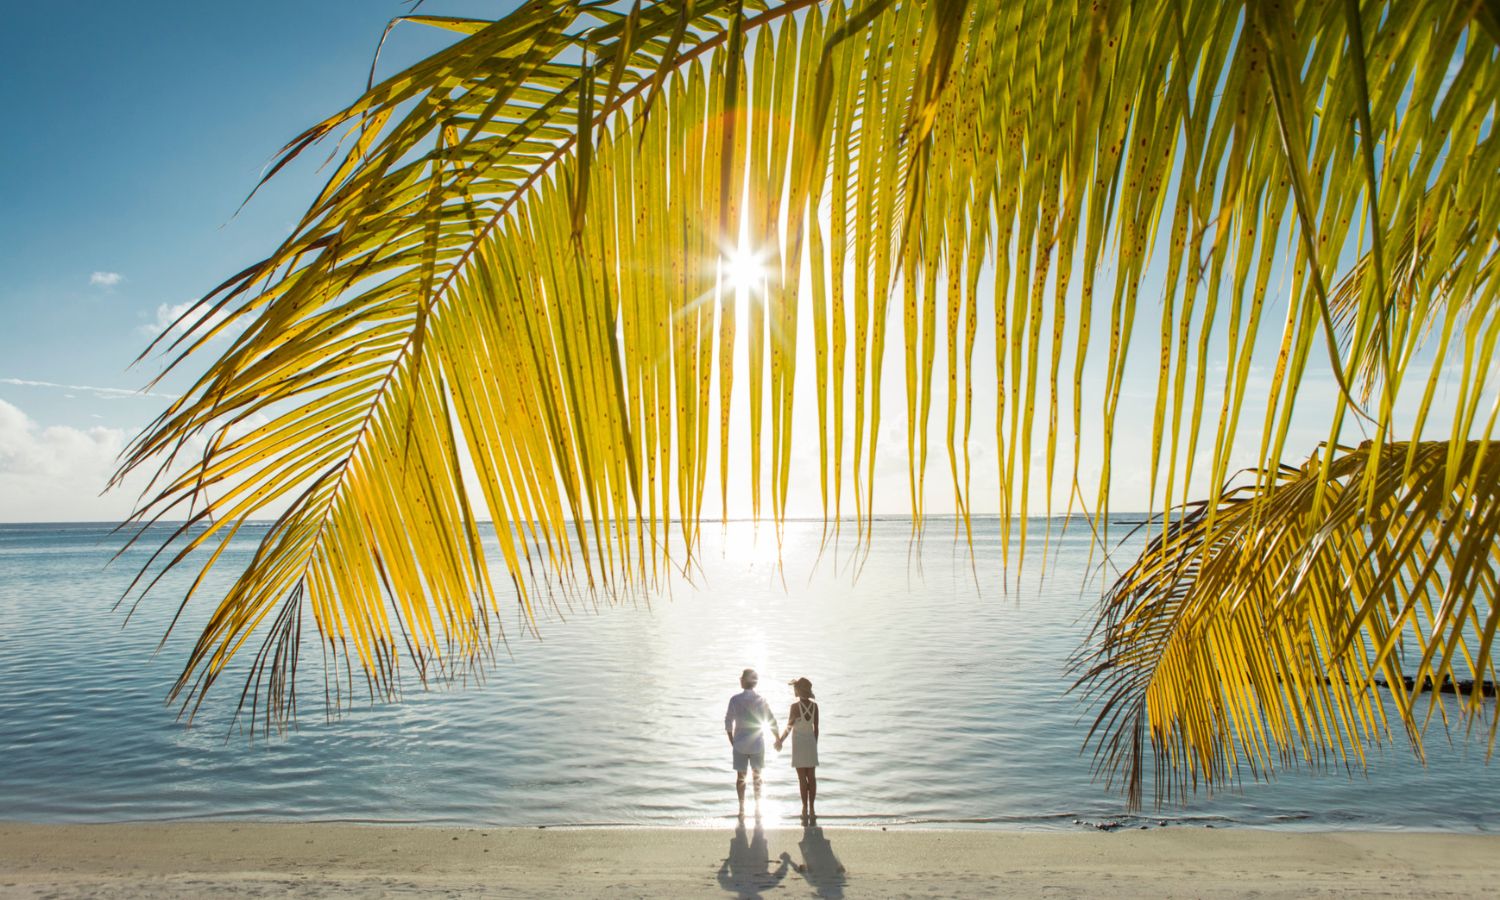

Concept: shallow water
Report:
left=0, top=519, right=1496, bottom=830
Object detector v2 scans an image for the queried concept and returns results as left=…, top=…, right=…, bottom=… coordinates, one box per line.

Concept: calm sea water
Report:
left=0, top=518, right=1496, bottom=831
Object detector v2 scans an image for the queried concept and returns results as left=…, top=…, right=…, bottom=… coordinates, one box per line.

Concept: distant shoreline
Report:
left=0, top=514, right=1157, bottom=527
left=3, top=822, right=1498, bottom=898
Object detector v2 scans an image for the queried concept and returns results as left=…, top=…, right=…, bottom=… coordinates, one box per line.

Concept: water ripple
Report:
left=0, top=519, right=1496, bottom=830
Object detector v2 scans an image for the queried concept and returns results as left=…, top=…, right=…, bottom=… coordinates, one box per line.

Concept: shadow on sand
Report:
left=783, top=826, right=847, bottom=898
left=715, top=822, right=846, bottom=899
left=716, top=821, right=789, bottom=898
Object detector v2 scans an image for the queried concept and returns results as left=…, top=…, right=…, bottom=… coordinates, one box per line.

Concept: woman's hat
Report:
left=789, top=676, right=814, bottom=698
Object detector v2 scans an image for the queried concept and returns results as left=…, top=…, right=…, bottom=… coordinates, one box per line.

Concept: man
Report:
left=724, top=668, right=779, bottom=817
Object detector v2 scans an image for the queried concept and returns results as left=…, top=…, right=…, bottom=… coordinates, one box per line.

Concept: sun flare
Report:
left=720, top=244, right=767, bottom=296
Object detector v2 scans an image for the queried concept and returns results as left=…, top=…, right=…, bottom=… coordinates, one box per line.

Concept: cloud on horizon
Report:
left=0, top=398, right=279, bottom=523
left=90, top=271, right=124, bottom=288
left=0, top=398, right=137, bottom=521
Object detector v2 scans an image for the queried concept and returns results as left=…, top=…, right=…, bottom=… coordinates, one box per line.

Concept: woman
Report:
left=775, top=677, right=819, bottom=821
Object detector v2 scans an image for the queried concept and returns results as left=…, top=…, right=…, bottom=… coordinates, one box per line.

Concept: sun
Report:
left=721, top=243, right=767, bottom=296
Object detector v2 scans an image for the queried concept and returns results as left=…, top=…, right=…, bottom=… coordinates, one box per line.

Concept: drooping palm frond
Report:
left=1329, top=190, right=1500, bottom=405
left=115, top=0, right=1500, bottom=773
left=1076, top=440, right=1500, bottom=810
left=120, top=0, right=977, bottom=725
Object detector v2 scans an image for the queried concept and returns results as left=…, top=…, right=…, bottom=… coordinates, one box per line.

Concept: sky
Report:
left=0, top=1, right=1464, bottom=524
left=0, top=1, right=504, bottom=520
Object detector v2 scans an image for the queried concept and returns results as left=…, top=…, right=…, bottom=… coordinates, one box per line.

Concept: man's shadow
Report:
left=780, top=826, right=847, bottom=899
left=716, top=820, right=790, bottom=899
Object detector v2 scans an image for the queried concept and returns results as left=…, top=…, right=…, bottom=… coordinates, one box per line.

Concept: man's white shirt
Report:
left=725, top=688, right=775, bottom=754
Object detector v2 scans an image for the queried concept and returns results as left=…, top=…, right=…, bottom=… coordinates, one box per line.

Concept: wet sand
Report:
left=2, top=822, right=1497, bottom=897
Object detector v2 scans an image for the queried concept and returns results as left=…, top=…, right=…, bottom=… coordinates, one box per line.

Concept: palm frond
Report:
left=1076, top=440, right=1500, bottom=810
left=1330, top=189, right=1500, bottom=404
left=115, top=0, right=1500, bottom=757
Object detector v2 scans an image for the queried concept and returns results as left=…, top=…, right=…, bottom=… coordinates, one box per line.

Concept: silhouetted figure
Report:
left=724, top=668, right=778, bottom=818
left=774, top=676, right=819, bottom=821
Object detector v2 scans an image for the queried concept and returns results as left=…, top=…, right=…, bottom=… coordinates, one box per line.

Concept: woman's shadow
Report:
left=781, top=825, right=847, bottom=899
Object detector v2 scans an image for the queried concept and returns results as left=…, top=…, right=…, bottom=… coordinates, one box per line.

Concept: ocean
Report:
left=0, top=518, right=1495, bottom=831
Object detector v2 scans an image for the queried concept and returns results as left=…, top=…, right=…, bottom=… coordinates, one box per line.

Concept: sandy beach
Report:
left=1, top=823, right=1496, bottom=898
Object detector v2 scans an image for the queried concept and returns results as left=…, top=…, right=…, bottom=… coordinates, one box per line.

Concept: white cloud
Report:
left=141, top=300, right=231, bottom=338
left=0, top=377, right=176, bottom=401
left=0, top=399, right=283, bottom=523
left=90, top=271, right=124, bottom=288
left=0, top=398, right=136, bottom=521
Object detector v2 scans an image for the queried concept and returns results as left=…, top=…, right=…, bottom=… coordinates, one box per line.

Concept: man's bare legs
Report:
left=735, top=769, right=763, bottom=817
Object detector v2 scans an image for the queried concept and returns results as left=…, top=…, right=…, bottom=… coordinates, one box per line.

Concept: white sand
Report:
left=2, top=822, right=1497, bottom=898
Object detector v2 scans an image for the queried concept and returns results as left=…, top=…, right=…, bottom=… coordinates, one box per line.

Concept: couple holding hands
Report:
left=724, top=668, right=820, bottom=821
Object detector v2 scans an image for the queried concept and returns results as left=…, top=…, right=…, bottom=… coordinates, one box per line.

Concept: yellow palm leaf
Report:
left=114, top=0, right=1500, bottom=809
left=1077, top=441, right=1500, bottom=809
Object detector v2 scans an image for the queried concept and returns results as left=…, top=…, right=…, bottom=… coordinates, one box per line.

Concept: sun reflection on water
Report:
left=10, top=520, right=1494, bottom=829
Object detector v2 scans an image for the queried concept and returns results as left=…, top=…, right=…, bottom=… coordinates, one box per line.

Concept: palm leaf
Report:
left=1076, top=440, right=1500, bottom=810
left=1330, top=188, right=1500, bottom=406
left=116, top=0, right=1500, bottom=797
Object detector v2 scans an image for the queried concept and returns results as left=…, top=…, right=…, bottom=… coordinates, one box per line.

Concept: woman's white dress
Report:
left=790, top=700, right=818, bottom=768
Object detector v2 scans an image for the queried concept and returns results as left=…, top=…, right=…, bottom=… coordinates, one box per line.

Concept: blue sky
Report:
left=0, top=2, right=508, bottom=404
left=0, top=1, right=1451, bottom=523
left=0, top=2, right=511, bottom=518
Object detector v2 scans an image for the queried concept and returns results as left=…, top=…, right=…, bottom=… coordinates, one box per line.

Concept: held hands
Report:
left=774, top=739, right=783, bottom=752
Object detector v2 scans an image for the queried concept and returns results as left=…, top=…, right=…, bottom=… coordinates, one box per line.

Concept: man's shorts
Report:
left=733, top=748, right=765, bottom=772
